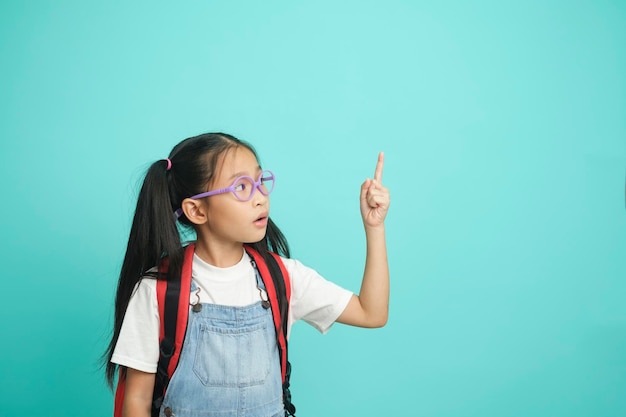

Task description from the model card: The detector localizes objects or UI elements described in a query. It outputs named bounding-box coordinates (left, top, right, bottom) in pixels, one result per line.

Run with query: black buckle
left=160, top=338, right=175, bottom=358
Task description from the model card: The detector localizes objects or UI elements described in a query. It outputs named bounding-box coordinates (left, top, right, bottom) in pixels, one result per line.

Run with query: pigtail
left=104, top=159, right=184, bottom=388
left=250, top=218, right=290, bottom=342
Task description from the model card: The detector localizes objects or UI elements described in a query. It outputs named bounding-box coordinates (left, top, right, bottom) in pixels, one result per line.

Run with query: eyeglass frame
left=175, top=170, right=275, bottom=219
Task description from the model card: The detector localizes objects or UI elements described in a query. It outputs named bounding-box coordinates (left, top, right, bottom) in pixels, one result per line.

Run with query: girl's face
left=199, top=146, right=270, bottom=248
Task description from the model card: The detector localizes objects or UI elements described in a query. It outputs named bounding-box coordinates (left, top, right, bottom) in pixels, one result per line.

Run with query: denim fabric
left=160, top=280, right=284, bottom=417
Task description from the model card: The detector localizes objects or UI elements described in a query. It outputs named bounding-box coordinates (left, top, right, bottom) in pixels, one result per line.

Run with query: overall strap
left=152, top=244, right=195, bottom=416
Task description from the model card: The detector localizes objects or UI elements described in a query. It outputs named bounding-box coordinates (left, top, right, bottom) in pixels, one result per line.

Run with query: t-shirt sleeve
left=284, top=258, right=353, bottom=335
left=110, top=278, right=160, bottom=373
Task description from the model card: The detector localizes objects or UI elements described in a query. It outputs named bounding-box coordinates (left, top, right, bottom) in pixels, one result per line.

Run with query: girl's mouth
left=254, top=216, right=268, bottom=227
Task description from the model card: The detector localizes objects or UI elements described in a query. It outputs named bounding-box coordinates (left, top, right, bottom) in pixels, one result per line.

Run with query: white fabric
left=111, top=250, right=353, bottom=373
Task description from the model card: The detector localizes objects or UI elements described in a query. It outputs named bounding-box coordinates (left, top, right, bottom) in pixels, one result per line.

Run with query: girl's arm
left=337, top=152, right=390, bottom=328
left=122, top=368, right=155, bottom=417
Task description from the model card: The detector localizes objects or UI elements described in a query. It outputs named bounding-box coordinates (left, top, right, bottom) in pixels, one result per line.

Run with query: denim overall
left=159, top=276, right=284, bottom=417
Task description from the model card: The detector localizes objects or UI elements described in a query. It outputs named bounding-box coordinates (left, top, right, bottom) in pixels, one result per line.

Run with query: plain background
left=1, top=1, right=625, bottom=416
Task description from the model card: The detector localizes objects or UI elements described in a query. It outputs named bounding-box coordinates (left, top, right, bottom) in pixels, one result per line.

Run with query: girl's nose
left=252, top=186, right=269, bottom=205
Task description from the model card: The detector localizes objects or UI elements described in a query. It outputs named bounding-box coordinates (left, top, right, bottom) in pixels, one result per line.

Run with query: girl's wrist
left=364, top=224, right=386, bottom=235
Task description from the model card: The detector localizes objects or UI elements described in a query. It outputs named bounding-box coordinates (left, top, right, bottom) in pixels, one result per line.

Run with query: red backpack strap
left=152, top=243, right=195, bottom=415
left=270, top=252, right=291, bottom=304
left=113, top=245, right=195, bottom=417
left=113, top=368, right=125, bottom=417
left=244, top=245, right=296, bottom=416
left=244, top=246, right=289, bottom=379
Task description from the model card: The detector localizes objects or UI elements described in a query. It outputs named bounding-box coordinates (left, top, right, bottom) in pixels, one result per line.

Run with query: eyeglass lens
left=232, top=172, right=275, bottom=200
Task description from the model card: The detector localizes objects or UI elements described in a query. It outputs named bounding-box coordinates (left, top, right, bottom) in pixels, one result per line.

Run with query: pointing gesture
left=360, top=152, right=390, bottom=229
left=338, top=152, right=390, bottom=328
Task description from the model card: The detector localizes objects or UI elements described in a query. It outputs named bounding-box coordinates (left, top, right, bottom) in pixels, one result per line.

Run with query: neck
left=193, top=237, right=244, bottom=267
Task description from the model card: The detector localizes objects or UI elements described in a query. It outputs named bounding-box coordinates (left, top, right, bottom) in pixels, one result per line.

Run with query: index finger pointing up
left=374, top=152, right=384, bottom=182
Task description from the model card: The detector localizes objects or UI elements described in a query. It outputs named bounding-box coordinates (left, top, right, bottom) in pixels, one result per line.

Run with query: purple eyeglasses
left=175, top=170, right=275, bottom=218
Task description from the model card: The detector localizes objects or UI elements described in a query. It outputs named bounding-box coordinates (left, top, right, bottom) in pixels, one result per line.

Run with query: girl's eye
left=235, top=183, right=247, bottom=192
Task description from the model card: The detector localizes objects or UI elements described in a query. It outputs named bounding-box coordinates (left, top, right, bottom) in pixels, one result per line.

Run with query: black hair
left=103, top=132, right=290, bottom=388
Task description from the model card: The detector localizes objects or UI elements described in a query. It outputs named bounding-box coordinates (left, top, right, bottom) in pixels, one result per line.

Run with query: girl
left=104, top=132, right=390, bottom=417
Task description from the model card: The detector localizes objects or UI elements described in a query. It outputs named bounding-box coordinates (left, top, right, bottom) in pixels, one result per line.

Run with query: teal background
left=1, top=1, right=624, bottom=416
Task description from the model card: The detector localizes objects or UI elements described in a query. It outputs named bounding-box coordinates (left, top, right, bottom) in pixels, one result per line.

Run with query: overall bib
left=159, top=278, right=284, bottom=417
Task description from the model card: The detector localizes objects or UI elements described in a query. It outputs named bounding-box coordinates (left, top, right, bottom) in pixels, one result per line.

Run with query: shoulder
left=277, top=256, right=317, bottom=281
left=126, top=272, right=159, bottom=317
left=134, top=271, right=158, bottom=295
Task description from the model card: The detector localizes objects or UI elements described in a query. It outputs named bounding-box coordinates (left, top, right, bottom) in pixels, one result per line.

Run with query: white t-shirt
left=112, top=250, right=353, bottom=373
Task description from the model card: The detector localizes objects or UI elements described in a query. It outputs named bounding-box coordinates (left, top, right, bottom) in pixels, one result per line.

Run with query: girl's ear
left=181, top=198, right=209, bottom=225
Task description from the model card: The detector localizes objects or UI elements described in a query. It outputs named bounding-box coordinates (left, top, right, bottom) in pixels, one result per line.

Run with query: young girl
left=104, top=132, right=390, bottom=417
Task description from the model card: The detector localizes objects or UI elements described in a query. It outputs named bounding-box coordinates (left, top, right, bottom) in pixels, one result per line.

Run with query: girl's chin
left=244, top=230, right=267, bottom=245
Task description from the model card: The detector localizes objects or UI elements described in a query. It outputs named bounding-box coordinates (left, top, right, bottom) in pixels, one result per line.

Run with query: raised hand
left=338, top=152, right=391, bottom=328
left=360, top=152, right=390, bottom=229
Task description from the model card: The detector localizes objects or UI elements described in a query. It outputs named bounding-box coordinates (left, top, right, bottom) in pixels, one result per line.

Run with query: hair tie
left=165, top=158, right=172, bottom=171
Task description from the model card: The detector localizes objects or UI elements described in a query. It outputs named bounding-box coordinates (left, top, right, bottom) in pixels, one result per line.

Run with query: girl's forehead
left=215, top=146, right=260, bottom=178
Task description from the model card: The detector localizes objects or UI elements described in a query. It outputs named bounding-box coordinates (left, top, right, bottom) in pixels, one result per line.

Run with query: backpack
left=113, top=243, right=296, bottom=417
